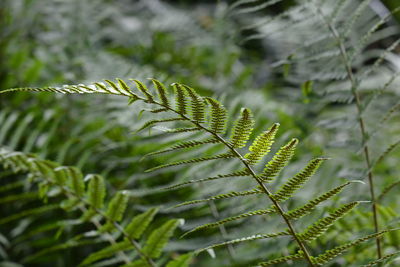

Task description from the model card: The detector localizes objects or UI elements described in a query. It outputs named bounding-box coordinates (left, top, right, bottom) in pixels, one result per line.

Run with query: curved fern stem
left=137, top=96, right=316, bottom=266
left=312, top=1, right=382, bottom=260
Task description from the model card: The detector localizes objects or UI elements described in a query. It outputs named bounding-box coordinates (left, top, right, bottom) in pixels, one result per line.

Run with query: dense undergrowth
left=1, top=0, right=400, bottom=266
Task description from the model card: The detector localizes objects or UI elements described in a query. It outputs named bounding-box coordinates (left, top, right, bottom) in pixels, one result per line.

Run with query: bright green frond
left=196, top=231, right=289, bottom=253
left=105, top=191, right=129, bottom=222
left=205, top=97, right=228, bottom=134
left=182, top=208, right=275, bottom=237
left=172, top=83, right=188, bottom=115
left=230, top=108, right=255, bottom=148
left=145, top=153, right=234, bottom=172
left=259, top=138, right=298, bottom=182
left=273, top=158, right=328, bottom=202
left=149, top=78, right=170, bottom=107
left=286, top=181, right=354, bottom=220
left=143, top=219, right=180, bottom=259
left=166, top=253, right=194, bottom=267
left=244, top=123, right=279, bottom=165
left=174, top=188, right=262, bottom=208
left=180, top=84, right=205, bottom=123
left=125, top=207, right=159, bottom=239
left=86, top=174, right=106, bottom=210
left=313, top=230, right=394, bottom=265
left=163, top=169, right=250, bottom=190
left=131, top=79, right=154, bottom=102
left=298, top=202, right=360, bottom=242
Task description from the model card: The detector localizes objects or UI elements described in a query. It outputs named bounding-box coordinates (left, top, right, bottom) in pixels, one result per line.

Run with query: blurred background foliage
left=1, top=0, right=400, bottom=266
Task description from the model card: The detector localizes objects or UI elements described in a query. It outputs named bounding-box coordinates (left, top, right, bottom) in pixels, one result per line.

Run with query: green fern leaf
left=244, top=123, right=279, bottom=165
left=125, top=207, right=159, bottom=239
left=149, top=78, right=170, bottom=107
left=66, top=167, right=85, bottom=197
left=80, top=240, right=131, bottom=266
left=86, top=174, right=106, bottom=210
left=299, top=202, right=360, bottom=242
left=172, top=83, right=188, bottom=115
left=230, top=108, right=255, bottom=148
left=205, top=97, right=228, bottom=134
left=143, top=138, right=218, bottom=158
left=196, top=231, right=289, bottom=253
left=136, top=117, right=185, bottom=133
left=143, top=219, right=180, bottom=259
left=257, top=254, right=304, bottom=266
left=182, top=208, right=275, bottom=237
left=259, top=138, right=298, bottom=182
left=273, top=158, right=328, bottom=202
left=106, top=191, right=129, bottom=221
left=174, top=188, right=262, bottom=208
left=104, top=79, right=125, bottom=95
left=180, top=84, right=205, bottom=123
left=313, top=230, right=394, bottom=265
left=117, top=78, right=139, bottom=99
left=166, top=253, right=193, bottom=267
left=131, top=79, right=154, bottom=102
left=378, top=180, right=400, bottom=201
left=163, top=169, right=250, bottom=190
left=286, top=181, right=355, bottom=220
left=145, top=153, right=234, bottom=172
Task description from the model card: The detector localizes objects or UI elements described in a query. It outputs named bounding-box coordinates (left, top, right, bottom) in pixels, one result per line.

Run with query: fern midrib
left=313, top=1, right=382, bottom=259
left=144, top=97, right=316, bottom=267
left=46, top=179, right=156, bottom=266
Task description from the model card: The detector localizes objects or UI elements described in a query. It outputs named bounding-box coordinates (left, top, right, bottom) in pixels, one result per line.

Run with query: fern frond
left=205, top=97, right=228, bottom=134
left=298, top=202, right=360, bottom=242
left=313, top=230, right=395, bottom=265
left=149, top=78, right=170, bottom=107
left=143, top=138, right=218, bottom=158
left=361, top=251, right=400, bottom=267
left=166, top=253, right=193, bottom=267
left=86, top=174, right=106, bottom=210
left=67, top=167, right=85, bottom=197
left=163, top=169, right=250, bottom=190
left=257, top=253, right=304, bottom=266
left=80, top=240, right=131, bottom=266
left=180, top=84, right=205, bottom=123
left=143, top=219, right=180, bottom=259
left=145, top=153, right=234, bottom=172
left=131, top=79, right=154, bottom=102
left=136, top=117, right=185, bottom=133
left=378, top=180, right=400, bottom=202
left=106, top=191, right=129, bottom=222
left=244, top=123, right=279, bottom=165
left=196, top=231, right=289, bottom=253
left=230, top=108, right=255, bottom=148
left=259, top=138, right=298, bottom=182
left=174, top=188, right=262, bottom=208
left=273, top=158, right=328, bottom=202
left=182, top=208, right=275, bottom=237
left=286, top=181, right=355, bottom=220
left=172, top=83, right=188, bottom=115
left=125, top=208, right=159, bottom=239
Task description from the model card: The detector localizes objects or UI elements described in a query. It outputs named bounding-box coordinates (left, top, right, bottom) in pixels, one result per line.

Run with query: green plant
left=0, top=147, right=190, bottom=266
left=2, top=79, right=398, bottom=266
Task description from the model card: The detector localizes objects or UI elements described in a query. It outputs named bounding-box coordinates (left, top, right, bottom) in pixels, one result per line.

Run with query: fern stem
left=312, top=2, right=382, bottom=260
left=146, top=98, right=316, bottom=267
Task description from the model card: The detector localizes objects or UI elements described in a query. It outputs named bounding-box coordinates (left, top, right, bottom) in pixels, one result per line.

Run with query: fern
left=1, top=78, right=385, bottom=266
left=0, top=148, right=183, bottom=266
